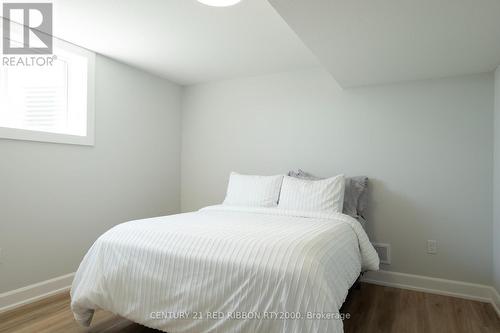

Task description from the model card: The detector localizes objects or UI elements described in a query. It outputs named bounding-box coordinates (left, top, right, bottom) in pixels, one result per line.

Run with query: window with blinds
left=1, top=59, right=68, bottom=134
left=0, top=38, right=95, bottom=145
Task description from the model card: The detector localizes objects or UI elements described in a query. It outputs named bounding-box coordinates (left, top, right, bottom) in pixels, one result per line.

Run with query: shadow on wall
left=364, top=178, right=425, bottom=272
left=363, top=175, right=492, bottom=284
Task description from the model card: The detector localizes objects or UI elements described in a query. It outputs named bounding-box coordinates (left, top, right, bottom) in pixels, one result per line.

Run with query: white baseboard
left=0, top=270, right=498, bottom=318
left=362, top=270, right=500, bottom=317
left=0, top=273, right=75, bottom=314
left=492, top=287, right=500, bottom=317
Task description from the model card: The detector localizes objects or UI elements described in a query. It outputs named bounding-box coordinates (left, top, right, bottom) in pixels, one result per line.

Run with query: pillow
left=278, top=174, right=345, bottom=213
left=288, top=169, right=368, bottom=219
left=223, top=172, right=283, bottom=207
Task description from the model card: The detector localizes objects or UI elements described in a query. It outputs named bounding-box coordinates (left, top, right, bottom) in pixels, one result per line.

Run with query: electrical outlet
left=427, top=240, right=437, bottom=254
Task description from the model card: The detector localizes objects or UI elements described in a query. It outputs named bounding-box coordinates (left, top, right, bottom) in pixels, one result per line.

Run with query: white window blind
left=0, top=21, right=95, bottom=145
left=1, top=59, right=68, bottom=134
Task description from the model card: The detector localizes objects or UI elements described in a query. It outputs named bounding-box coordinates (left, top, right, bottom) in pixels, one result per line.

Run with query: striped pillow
left=223, top=172, right=284, bottom=207
left=278, top=175, right=345, bottom=213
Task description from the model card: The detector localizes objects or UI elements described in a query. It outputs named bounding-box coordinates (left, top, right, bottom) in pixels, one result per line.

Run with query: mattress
left=71, top=205, right=379, bottom=333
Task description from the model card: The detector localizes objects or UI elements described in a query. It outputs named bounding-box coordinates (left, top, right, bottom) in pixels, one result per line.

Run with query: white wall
left=181, top=68, right=494, bottom=285
left=494, top=66, right=500, bottom=292
left=0, top=55, right=182, bottom=293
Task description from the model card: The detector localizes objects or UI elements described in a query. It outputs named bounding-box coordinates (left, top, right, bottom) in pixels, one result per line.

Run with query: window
left=0, top=25, right=95, bottom=145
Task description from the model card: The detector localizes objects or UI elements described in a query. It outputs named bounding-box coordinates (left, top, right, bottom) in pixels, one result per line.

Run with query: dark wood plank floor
left=0, top=283, right=498, bottom=333
left=342, top=284, right=499, bottom=333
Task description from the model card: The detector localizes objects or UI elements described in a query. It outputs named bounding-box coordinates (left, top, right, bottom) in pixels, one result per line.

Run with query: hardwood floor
left=342, top=284, right=500, bottom=333
left=0, top=283, right=498, bottom=333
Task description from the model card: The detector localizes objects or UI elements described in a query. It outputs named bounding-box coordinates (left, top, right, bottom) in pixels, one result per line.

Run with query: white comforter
left=71, top=205, right=379, bottom=333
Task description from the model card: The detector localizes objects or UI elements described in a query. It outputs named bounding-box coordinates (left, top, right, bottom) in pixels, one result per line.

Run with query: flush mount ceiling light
left=197, top=0, right=242, bottom=7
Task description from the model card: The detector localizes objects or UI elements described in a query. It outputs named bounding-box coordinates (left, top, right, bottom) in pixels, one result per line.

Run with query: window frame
left=0, top=37, right=96, bottom=146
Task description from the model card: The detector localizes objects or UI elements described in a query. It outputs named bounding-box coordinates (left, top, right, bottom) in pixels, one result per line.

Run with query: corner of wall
left=179, top=85, right=188, bottom=213
left=494, top=66, right=500, bottom=293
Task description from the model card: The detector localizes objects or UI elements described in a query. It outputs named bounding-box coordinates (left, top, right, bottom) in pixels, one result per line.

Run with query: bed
left=70, top=204, right=379, bottom=333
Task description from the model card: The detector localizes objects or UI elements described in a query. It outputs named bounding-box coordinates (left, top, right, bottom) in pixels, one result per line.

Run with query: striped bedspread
left=71, top=205, right=379, bottom=333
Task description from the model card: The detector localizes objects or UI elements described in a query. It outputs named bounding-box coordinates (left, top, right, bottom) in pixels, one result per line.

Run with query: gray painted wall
left=0, top=55, right=182, bottom=293
left=181, top=68, right=494, bottom=285
left=494, top=66, right=500, bottom=292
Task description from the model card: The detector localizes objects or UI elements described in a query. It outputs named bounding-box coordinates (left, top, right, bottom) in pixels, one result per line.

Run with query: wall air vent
left=372, top=243, right=391, bottom=265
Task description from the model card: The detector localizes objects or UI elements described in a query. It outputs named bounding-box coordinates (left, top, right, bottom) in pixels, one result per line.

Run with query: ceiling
left=269, top=0, right=500, bottom=87
left=51, top=0, right=319, bottom=85
left=5, top=1, right=500, bottom=87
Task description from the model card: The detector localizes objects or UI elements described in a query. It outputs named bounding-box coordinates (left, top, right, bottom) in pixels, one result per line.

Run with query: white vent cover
left=372, top=243, right=391, bottom=265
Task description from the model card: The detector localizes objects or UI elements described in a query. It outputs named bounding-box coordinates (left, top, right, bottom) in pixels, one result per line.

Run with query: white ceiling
left=7, top=1, right=500, bottom=87
left=269, top=0, right=500, bottom=87
left=51, top=0, right=319, bottom=85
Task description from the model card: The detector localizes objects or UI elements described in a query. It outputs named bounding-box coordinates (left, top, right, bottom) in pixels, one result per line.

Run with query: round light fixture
left=197, top=0, right=242, bottom=7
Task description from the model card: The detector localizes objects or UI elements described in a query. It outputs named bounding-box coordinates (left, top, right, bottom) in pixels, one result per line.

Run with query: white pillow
left=223, top=172, right=284, bottom=207
left=278, top=174, right=345, bottom=213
